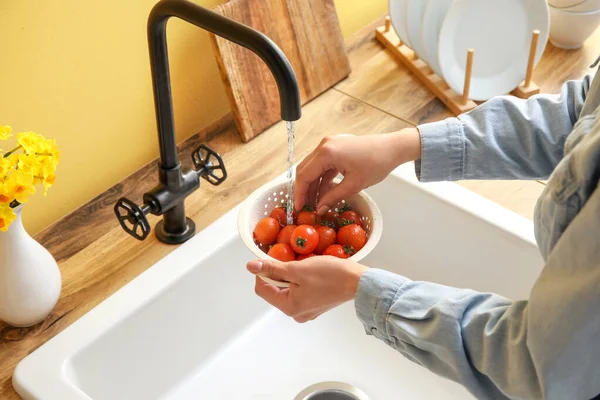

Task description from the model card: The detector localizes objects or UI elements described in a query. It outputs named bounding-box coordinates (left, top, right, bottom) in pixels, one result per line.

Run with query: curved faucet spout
left=148, top=0, right=302, bottom=169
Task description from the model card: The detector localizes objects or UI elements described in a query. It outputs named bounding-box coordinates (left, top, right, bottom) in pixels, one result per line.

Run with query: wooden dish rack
left=375, top=16, right=541, bottom=115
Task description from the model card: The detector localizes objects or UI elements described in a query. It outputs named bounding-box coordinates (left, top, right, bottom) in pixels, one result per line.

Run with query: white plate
left=405, top=0, right=429, bottom=59
left=421, top=0, right=454, bottom=77
left=439, top=0, right=549, bottom=101
left=389, top=0, right=412, bottom=48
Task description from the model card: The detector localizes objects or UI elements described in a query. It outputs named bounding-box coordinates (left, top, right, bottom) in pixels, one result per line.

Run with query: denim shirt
left=355, top=71, right=600, bottom=400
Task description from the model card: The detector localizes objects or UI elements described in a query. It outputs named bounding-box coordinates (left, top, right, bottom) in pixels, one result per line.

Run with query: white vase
left=0, top=206, right=61, bottom=327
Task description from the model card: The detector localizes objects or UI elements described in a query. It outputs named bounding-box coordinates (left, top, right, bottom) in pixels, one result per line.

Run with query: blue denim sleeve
left=415, top=76, right=593, bottom=181
left=355, top=269, right=535, bottom=399
left=356, top=186, right=600, bottom=400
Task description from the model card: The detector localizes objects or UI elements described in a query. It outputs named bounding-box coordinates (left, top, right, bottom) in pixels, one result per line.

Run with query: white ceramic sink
left=13, top=164, right=544, bottom=399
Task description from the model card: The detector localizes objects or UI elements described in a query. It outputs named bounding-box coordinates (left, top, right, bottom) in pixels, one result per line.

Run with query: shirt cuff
left=354, top=268, right=408, bottom=343
left=415, top=118, right=465, bottom=182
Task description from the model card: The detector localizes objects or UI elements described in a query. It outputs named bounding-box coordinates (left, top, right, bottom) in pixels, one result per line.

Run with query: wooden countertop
left=1, top=17, right=598, bottom=399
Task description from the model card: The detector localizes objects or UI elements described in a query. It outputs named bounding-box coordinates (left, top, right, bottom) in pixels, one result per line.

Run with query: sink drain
left=294, top=382, right=371, bottom=400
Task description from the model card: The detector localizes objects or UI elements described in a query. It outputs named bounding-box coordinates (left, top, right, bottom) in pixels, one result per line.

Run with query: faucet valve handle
left=114, top=197, right=152, bottom=241
left=192, top=144, right=227, bottom=186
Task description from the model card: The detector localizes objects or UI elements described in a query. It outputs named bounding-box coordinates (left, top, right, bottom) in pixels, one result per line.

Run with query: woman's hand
left=246, top=257, right=368, bottom=323
left=294, top=128, right=421, bottom=214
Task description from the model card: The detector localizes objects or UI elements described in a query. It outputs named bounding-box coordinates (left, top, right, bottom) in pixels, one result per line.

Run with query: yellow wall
left=0, top=0, right=387, bottom=235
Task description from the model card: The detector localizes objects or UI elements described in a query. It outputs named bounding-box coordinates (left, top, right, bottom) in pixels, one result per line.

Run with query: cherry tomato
left=323, top=244, right=355, bottom=259
left=314, top=225, right=337, bottom=254
left=296, top=210, right=318, bottom=226
left=290, top=225, right=319, bottom=255
left=277, top=224, right=297, bottom=244
left=340, top=210, right=361, bottom=226
left=318, top=210, right=341, bottom=230
left=254, top=236, right=270, bottom=255
left=271, top=204, right=295, bottom=226
left=270, top=207, right=287, bottom=226
left=337, top=224, right=367, bottom=252
left=254, top=217, right=280, bottom=245
left=268, top=243, right=296, bottom=262
left=297, top=253, right=316, bottom=261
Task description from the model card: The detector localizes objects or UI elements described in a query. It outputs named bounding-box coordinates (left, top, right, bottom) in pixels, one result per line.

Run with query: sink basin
left=13, top=164, right=544, bottom=399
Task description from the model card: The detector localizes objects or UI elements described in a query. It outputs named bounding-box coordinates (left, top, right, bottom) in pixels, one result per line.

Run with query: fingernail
left=247, top=261, right=263, bottom=274
left=317, top=205, right=329, bottom=215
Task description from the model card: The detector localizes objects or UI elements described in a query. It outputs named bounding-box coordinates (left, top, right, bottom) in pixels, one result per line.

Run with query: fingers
left=294, top=149, right=332, bottom=211
left=254, top=277, right=291, bottom=312
left=316, top=169, right=339, bottom=211
left=247, top=259, right=296, bottom=282
left=316, top=178, right=360, bottom=215
left=294, top=152, right=317, bottom=211
left=305, top=178, right=320, bottom=209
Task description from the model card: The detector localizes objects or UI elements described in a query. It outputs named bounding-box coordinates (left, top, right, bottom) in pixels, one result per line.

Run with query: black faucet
left=114, top=0, right=301, bottom=244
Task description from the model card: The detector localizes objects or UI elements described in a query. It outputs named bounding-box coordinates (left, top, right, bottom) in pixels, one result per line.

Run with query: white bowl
left=549, top=0, right=587, bottom=8
left=559, top=0, right=600, bottom=11
left=549, top=6, right=600, bottom=49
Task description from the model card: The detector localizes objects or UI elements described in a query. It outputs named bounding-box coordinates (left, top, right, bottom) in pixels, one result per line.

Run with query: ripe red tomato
left=296, top=210, right=318, bottom=226
left=314, top=225, right=337, bottom=254
left=254, top=217, right=280, bottom=245
left=337, top=224, right=367, bottom=252
left=318, top=210, right=340, bottom=230
left=268, top=243, right=296, bottom=262
left=253, top=235, right=270, bottom=254
left=340, top=210, right=361, bottom=226
left=271, top=204, right=296, bottom=226
left=323, top=244, right=355, bottom=259
left=256, top=242, right=270, bottom=255
left=290, top=225, right=319, bottom=254
left=297, top=253, right=316, bottom=261
left=277, top=224, right=297, bottom=244
left=270, top=207, right=287, bottom=226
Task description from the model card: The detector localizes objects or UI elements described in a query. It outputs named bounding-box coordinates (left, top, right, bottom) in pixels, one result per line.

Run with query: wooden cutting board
left=209, top=0, right=351, bottom=142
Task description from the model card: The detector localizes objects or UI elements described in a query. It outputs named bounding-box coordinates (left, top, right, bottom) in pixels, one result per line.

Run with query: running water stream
left=285, top=121, right=295, bottom=225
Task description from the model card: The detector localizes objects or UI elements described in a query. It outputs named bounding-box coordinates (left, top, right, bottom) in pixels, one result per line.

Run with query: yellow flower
left=35, top=156, right=57, bottom=195
left=0, top=204, right=16, bottom=232
left=16, top=154, right=41, bottom=176
left=0, top=125, right=12, bottom=140
left=0, top=157, right=13, bottom=180
left=42, top=138, right=60, bottom=163
left=0, top=129, right=59, bottom=200
left=4, top=170, right=36, bottom=204
left=16, top=131, right=60, bottom=166
left=0, top=182, right=11, bottom=204
left=17, top=131, right=46, bottom=155
left=42, top=174, right=56, bottom=195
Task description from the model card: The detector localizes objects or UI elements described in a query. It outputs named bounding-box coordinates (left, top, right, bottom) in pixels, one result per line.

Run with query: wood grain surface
left=375, top=22, right=478, bottom=115
left=338, top=19, right=600, bottom=127
left=2, top=17, right=595, bottom=398
left=210, top=0, right=351, bottom=142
